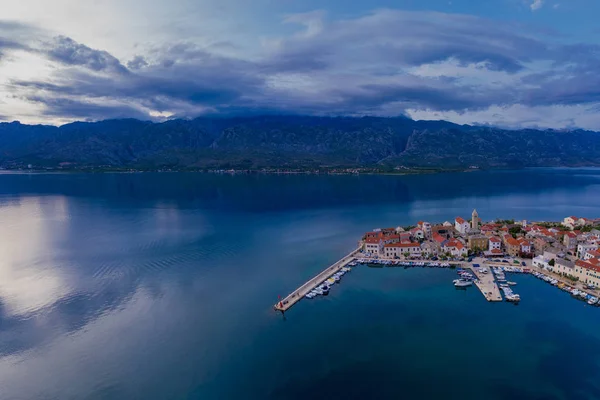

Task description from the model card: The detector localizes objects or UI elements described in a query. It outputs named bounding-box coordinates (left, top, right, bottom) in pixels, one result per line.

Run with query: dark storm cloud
left=127, top=55, right=148, bottom=70
left=43, top=36, right=129, bottom=74
left=27, top=96, right=153, bottom=121
left=5, top=10, right=600, bottom=122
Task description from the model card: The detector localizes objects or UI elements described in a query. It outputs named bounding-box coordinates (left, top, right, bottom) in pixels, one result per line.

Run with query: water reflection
left=0, top=196, right=72, bottom=317
left=0, top=171, right=600, bottom=399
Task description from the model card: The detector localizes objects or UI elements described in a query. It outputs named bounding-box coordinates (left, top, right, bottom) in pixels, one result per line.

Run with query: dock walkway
left=469, top=266, right=502, bottom=302
left=274, top=247, right=361, bottom=312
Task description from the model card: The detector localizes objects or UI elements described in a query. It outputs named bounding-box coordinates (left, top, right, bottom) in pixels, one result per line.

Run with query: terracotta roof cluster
left=504, top=235, right=520, bottom=247
left=576, top=259, right=600, bottom=273
left=587, top=250, right=600, bottom=259
left=444, top=239, right=464, bottom=250
left=433, top=233, right=446, bottom=243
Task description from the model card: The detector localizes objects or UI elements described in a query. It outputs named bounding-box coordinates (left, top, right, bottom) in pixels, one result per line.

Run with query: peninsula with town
left=275, top=211, right=600, bottom=311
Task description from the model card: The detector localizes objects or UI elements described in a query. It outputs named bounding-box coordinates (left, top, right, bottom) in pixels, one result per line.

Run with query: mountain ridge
left=0, top=116, right=598, bottom=170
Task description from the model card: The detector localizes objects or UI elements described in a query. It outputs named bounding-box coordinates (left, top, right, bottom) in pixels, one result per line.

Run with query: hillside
left=0, top=116, right=598, bottom=170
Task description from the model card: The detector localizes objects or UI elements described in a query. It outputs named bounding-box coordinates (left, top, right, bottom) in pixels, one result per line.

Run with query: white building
left=443, top=239, right=468, bottom=257
left=418, top=221, right=432, bottom=238
left=364, top=237, right=383, bottom=255
left=532, top=255, right=550, bottom=270
left=383, top=242, right=421, bottom=258
left=577, top=243, right=598, bottom=259
left=455, top=217, right=470, bottom=234
left=563, top=216, right=578, bottom=228
left=489, top=236, right=502, bottom=251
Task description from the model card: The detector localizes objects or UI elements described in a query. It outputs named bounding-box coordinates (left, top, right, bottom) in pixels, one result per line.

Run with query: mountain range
left=1, top=116, right=599, bottom=170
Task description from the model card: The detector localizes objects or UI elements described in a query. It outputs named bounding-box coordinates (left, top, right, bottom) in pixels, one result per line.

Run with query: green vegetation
left=509, top=226, right=523, bottom=238
left=549, top=259, right=556, bottom=266
left=3, top=116, right=600, bottom=170
left=496, top=219, right=515, bottom=225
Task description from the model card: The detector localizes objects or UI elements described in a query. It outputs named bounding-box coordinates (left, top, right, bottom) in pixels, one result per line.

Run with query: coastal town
left=275, top=210, right=600, bottom=311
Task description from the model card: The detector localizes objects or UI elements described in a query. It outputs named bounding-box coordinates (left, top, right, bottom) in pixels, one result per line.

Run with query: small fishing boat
left=507, top=281, right=517, bottom=286
left=588, top=297, right=598, bottom=305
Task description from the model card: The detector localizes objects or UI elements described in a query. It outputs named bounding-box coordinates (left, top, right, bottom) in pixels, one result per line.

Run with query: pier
left=274, top=247, right=361, bottom=312
left=470, top=266, right=502, bottom=302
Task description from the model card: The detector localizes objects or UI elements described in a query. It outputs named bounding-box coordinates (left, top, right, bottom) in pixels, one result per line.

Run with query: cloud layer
left=2, top=9, right=600, bottom=129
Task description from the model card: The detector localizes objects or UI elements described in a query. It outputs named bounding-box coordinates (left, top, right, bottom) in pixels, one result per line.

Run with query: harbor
left=274, top=247, right=361, bottom=312
left=470, top=265, right=502, bottom=301
left=275, top=212, right=600, bottom=312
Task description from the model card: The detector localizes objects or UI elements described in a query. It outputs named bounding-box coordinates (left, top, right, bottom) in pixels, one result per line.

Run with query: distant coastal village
left=362, top=210, right=600, bottom=288
left=275, top=211, right=600, bottom=311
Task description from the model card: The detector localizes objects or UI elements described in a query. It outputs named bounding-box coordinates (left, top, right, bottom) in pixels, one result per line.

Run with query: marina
left=275, top=252, right=600, bottom=312
left=274, top=247, right=361, bottom=311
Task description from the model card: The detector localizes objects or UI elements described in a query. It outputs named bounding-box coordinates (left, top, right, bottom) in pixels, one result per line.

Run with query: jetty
left=470, top=266, right=502, bottom=301
left=274, top=247, right=361, bottom=312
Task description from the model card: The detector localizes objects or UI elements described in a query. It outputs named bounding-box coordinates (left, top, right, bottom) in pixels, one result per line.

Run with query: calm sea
left=1, top=169, right=600, bottom=400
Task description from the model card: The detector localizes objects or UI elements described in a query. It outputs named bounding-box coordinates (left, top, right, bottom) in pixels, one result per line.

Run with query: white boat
left=506, top=294, right=521, bottom=302
left=453, top=279, right=473, bottom=287
left=572, top=289, right=580, bottom=296
left=587, top=297, right=598, bottom=305
left=507, top=281, right=517, bottom=286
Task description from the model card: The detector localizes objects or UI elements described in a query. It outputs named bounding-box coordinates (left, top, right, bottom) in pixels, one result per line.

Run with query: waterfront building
left=383, top=242, right=421, bottom=258
left=364, top=237, right=383, bottom=255
left=575, top=259, right=600, bottom=287
left=504, top=235, right=521, bottom=257
left=468, top=234, right=488, bottom=251
left=533, top=255, right=550, bottom=269
left=471, top=209, right=480, bottom=230
left=455, top=217, right=470, bottom=234
left=443, top=238, right=468, bottom=257
left=488, top=236, right=502, bottom=251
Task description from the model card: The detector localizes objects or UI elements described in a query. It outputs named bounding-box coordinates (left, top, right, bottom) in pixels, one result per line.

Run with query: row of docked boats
left=531, top=271, right=599, bottom=305
left=493, top=267, right=521, bottom=302
left=305, top=267, right=352, bottom=299
left=356, top=258, right=454, bottom=268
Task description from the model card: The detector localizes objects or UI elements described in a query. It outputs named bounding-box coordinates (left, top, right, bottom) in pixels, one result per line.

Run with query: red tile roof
left=505, top=237, right=520, bottom=247
left=587, top=250, right=600, bottom=259
left=576, top=259, right=600, bottom=273
left=365, top=237, right=381, bottom=244
left=455, top=217, right=466, bottom=224
left=433, top=233, right=446, bottom=243
left=489, top=237, right=501, bottom=242
left=444, top=239, right=464, bottom=250
left=385, top=242, right=420, bottom=248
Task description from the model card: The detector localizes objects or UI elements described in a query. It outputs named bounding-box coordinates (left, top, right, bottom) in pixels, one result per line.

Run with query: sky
left=1, top=0, right=600, bottom=129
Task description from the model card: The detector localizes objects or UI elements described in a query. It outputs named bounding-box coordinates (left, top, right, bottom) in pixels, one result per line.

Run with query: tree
left=403, top=252, right=410, bottom=258
left=509, top=226, right=523, bottom=238
left=548, top=259, right=555, bottom=266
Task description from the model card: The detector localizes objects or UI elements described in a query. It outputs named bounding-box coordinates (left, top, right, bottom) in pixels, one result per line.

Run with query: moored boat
left=453, top=279, right=473, bottom=287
